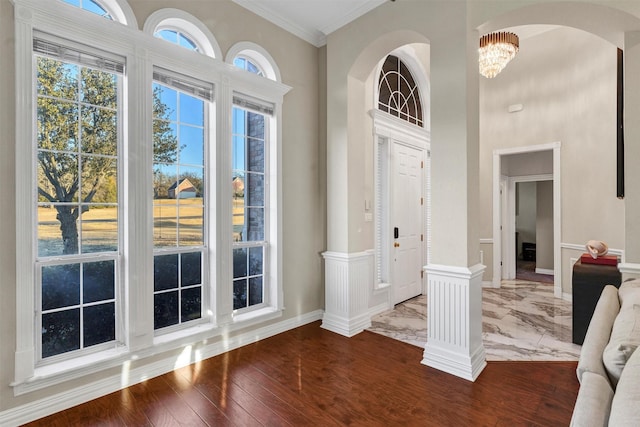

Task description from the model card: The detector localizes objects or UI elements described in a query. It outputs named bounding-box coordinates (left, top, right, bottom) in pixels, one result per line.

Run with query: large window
left=232, top=104, right=268, bottom=311
left=34, top=37, right=123, bottom=361
left=13, top=0, right=287, bottom=393
left=152, top=69, right=211, bottom=331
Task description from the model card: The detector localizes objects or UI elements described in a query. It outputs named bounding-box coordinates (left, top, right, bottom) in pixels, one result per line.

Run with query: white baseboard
left=0, top=310, right=324, bottom=427
left=535, top=268, right=554, bottom=276
left=562, top=292, right=572, bottom=302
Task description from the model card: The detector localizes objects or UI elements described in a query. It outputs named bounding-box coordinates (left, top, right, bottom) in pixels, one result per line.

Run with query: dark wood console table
left=572, top=259, right=621, bottom=345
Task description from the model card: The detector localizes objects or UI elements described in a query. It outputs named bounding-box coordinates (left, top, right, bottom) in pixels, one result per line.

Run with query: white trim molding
left=422, top=263, right=487, bottom=382
left=618, top=263, right=640, bottom=276
left=322, top=251, right=374, bottom=337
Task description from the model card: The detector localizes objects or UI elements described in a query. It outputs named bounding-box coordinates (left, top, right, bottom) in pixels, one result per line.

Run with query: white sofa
left=570, top=280, right=640, bottom=426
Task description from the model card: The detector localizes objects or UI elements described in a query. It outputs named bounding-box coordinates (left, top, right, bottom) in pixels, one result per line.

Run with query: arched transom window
left=154, top=28, right=200, bottom=53
left=378, top=55, right=423, bottom=127
left=234, top=56, right=265, bottom=77
left=62, top=0, right=113, bottom=19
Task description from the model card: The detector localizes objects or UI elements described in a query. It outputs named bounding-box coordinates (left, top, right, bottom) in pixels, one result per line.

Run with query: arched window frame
left=375, top=50, right=429, bottom=130
left=226, top=41, right=282, bottom=82
left=59, top=0, right=137, bottom=27
left=143, top=9, right=222, bottom=59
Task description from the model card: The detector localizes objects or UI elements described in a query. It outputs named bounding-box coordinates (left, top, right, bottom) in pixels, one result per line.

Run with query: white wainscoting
left=322, top=251, right=374, bottom=337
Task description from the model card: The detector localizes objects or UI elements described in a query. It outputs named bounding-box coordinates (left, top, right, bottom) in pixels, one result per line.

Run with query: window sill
left=12, top=346, right=130, bottom=396
left=231, top=306, right=283, bottom=329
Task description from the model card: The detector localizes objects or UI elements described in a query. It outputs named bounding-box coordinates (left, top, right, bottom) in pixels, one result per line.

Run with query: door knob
left=394, top=242, right=400, bottom=248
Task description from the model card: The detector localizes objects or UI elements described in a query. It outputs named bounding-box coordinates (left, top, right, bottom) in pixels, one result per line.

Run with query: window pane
left=181, top=252, right=201, bottom=286
left=155, top=29, right=178, bottom=44
left=154, top=291, right=178, bottom=329
left=246, top=173, right=264, bottom=207
left=249, top=246, right=263, bottom=276
left=247, top=112, right=264, bottom=139
left=37, top=152, right=79, bottom=201
left=178, top=34, right=198, bottom=51
left=154, top=254, right=178, bottom=291
left=81, top=156, right=117, bottom=200
left=154, top=199, right=178, bottom=247
left=179, top=125, right=204, bottom=165
left=83, top=302, right=115, bottom=347
left=232, top=135, right=246, bottom=171
left=233, top=248, right=247, bottom=279
left=37, top=99, right=78, bottom=152
left=153, top=83, right=177, bottom=122
left=38, top=206, right=71, bottom=257
left=81, top=68, right=117, bottom=107
left=42, top=309, right=80, bottom=358
left=247, top=207, right=264, bottom=241
left=178, top=202, right=203, bottom=246
left=154, top=164, right=178, bottom=200
left=181, top=287, right=201, bottom=322
left=81, top=106, right=118, bottom=155
left=81, top=205, right=118, bottom=253
left=84, top=0, right=112, bottom=19
left=233, top=279, right=247, bottom=310
left=249, top=277, right=263, bottom=306
left=179, top=93, right=204, bottom=126
left=42, top=263, right=80, bottom=310
left=37, top=57, right=79, bottom=100
left=247, top=137, right=264, bottom=173
left=83, top=260, right=115, bottom=303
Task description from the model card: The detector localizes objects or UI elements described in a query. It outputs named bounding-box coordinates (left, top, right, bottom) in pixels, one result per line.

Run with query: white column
left=321, top=251, right=373, bottom=337
left=422, top=264, right=486, bottom=381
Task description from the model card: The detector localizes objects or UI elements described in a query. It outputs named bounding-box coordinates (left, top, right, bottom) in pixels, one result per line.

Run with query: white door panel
left=392, top=142, right=423, bottom=304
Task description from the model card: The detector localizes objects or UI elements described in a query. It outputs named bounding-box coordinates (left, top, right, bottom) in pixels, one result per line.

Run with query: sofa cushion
left=619, top=278, right=640, bottom=305
left=609, top=345, right=640, bottom=425
left=577, top=285, right=620, bottom=384
left=602, top=295, right=640, bottom=388
left=569, top=371, right=614, bottom=427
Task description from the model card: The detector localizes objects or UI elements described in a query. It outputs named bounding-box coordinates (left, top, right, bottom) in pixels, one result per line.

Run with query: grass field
left=37, top=197, right=244, bottom=255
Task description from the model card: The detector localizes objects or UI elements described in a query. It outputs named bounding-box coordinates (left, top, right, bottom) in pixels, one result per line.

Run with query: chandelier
left=478, top=32, right=519, bottom=78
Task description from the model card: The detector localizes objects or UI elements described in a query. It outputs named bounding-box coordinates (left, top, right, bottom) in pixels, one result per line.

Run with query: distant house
left=168, top=178, right=197, bottom=199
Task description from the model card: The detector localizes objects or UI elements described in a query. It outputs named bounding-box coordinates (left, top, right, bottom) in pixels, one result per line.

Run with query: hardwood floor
left=25, top=321, right=579, bottom=426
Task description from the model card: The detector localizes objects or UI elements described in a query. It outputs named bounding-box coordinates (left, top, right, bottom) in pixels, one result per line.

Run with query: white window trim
left=12, top=0, right=290, bottom=395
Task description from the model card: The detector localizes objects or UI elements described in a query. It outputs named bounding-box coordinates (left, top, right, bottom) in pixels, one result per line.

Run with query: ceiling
left=232, top=0, right=388, bottom=47
left=231, top=1, right=558, bottom=48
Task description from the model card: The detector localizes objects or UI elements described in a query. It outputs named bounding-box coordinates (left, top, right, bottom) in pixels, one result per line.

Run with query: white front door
left=391, top=142, right=423, bottom=304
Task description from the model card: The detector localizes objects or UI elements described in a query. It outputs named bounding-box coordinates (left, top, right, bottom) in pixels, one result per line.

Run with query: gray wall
left=479, top=27, right=625, bottom=292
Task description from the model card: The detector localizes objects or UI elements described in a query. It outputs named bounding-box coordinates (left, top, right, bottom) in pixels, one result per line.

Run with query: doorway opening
left=493, top=142, right=562, bottom=298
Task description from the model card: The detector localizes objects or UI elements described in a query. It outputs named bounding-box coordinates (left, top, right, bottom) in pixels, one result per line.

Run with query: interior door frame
left=492, top=142, right=562, bottom=298
left=371, top=110, right=430, bottom=305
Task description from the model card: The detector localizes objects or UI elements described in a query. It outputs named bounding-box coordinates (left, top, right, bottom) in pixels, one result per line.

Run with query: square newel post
left=422, top=263, right=486, bottom=381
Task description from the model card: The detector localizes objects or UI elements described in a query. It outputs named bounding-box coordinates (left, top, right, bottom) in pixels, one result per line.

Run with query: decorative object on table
left=582, top=240, right=618, bottom=266
left=586, top=240, right=609, bottom=258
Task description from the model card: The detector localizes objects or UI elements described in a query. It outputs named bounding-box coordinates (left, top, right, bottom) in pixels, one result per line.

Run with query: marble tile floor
left=368, top=279, right=582, bottom=361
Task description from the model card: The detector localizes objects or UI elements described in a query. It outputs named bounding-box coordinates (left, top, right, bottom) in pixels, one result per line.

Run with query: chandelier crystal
left=479, top=32, right=519, bottom=79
